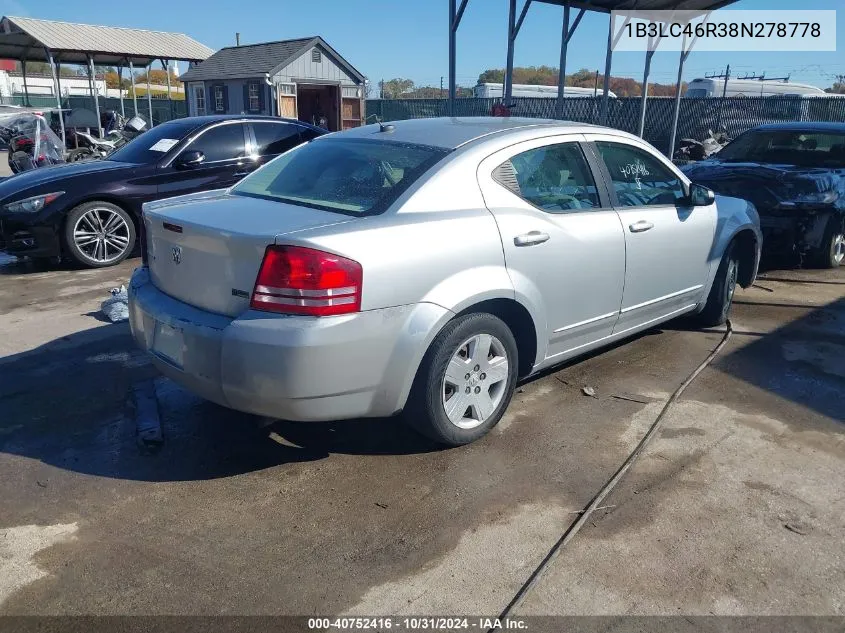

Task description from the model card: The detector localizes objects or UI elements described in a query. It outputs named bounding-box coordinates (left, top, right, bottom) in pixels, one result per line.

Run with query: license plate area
left=152, top=321, right=184, bottom=369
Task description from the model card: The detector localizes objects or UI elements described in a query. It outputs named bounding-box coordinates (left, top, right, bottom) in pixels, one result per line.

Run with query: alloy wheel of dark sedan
left=64, top=201, right=136, bottom=268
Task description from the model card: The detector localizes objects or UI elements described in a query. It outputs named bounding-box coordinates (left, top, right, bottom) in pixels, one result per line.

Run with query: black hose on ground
left=493, top=319, right=734, bottom=626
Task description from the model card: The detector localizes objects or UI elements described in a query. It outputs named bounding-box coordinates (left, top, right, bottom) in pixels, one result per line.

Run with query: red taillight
left=139, top=213, right=149, bottom=266
left=250, top=245, right=362, bottom=316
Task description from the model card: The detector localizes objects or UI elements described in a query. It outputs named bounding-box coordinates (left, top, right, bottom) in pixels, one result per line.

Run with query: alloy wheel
left=441, top=333, right=510, bottom=429
left=73, top=207, right=131, bottom=264
left=726, top=258, right=738, bottom=304
left=833, top=232, right=845, bottom=266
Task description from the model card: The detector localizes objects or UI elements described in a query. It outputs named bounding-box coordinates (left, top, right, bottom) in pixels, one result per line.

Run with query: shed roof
left=179, top=36, right=365, bottom=84
left=0, top=15, right=213, bottom=66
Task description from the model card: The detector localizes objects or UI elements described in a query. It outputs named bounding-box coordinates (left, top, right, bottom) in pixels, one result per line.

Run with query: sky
left=1, top=0, right=843, bottom=90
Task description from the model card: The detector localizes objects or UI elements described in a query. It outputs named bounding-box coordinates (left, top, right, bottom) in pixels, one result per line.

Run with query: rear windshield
left=716, top=130, right=845, bottom=167
left=107, top=120, right=200, bottom=164
left=230, top=138, right=449, bottom=216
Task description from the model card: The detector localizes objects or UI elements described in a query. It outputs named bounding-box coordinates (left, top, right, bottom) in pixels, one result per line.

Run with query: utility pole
left=440, top=76, right=444, bottom=98
left=380, top=79, right=384, bottom=99
left=236, top=32, right=240, bottom=46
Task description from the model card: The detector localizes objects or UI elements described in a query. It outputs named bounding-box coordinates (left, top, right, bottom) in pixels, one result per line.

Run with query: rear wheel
left=697, top=240, right=739, bottom=327
left=813, top=216, right=844, bottom=269
left=403, top=313, right=518, bottom=446
left=64, top=201, right=136, bottom=268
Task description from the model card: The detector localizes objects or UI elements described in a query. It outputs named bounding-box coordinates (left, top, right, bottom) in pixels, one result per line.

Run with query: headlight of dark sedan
left=2, top=191, right=65, bottom=214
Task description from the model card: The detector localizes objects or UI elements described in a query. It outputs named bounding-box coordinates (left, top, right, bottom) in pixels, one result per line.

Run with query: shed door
left=277, top=83, right=297, bottom=118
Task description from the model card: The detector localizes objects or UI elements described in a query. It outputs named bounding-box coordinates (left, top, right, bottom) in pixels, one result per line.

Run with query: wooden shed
left=179, top=36, right=365, bottom=130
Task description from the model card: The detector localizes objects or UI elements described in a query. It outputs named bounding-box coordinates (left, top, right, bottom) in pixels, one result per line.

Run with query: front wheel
left=697, top=240, right=739, bottom=327
left=64, top=201, right=136, bottom=268
left=403, top=313, right=518, bottom=446
left=813, top=216, right=844, bottom=269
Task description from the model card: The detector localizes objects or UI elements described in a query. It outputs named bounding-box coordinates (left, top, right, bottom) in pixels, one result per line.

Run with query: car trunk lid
left=144, top=192, right=355, bottom=317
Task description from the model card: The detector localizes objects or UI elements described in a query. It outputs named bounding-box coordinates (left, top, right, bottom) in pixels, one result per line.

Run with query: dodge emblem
left=171, top=246, right=182, bottom=265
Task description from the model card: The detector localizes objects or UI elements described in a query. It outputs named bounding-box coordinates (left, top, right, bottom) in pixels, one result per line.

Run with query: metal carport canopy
left=448, top=0, right=739, bottom=154
left=0, top=15, right=213, bottom=66
left=0, top=15, right=213, bottom=143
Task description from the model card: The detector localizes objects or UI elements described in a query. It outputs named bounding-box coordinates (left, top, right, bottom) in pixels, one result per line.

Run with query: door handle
left=514, top=231, right=550, bottom=247
left=628, top=220, right=654, bottom=233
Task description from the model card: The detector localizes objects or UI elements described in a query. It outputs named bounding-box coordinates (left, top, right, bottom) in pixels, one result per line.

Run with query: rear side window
left=184, top=123, right=246, bottom=163
left=595, top=141, right=686, bottom=207
left=494, top=142, right=600, bottom=212
left=231, top=138, right=448, bottom=216
left=251, top=122, right=305, bottom=156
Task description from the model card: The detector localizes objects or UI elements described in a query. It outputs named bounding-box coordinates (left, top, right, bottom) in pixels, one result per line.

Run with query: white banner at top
left=610, top=10, right=837, bottom=52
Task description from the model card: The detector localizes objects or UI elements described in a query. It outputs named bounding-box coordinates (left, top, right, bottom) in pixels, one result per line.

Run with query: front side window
left=182, top=123, right=246, bottom=163
left=231, top=138, right=448, bottom=216
left=248, top=83, right=260, bottom=112
left=595, top=141, right=686, bottom=207
left=494, top=142, right=600, bottom=212
left=214, top=86, right=224, bottom=112
left=194, top=86, right=205, bottom=115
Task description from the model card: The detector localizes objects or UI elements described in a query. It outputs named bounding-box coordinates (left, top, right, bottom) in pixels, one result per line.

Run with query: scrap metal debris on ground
left=100, top=285, right=129, bottom=323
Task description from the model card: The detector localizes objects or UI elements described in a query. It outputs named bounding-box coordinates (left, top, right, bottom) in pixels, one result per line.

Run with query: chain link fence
left=2, top=94, right=187, bottom=125
left=365, top=96, right=845, bottom=156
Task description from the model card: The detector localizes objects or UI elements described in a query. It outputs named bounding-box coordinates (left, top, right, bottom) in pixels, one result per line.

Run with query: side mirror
left=175, top=150, right=205, bottom=169
left=689, top=183, right=715, bottom=206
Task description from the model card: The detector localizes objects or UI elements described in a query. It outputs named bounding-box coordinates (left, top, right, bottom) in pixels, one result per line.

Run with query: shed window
left=214, top=86, right=224, bottom=112
left=248, top=82, right=260, bottom=112
left=194, top=86, right=206, bottom=115
left=311, top=49, right=322, bottom=63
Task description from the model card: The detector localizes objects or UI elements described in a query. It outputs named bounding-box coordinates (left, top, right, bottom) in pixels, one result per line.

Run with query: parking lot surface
left=0, top=255, right=843, bottom=615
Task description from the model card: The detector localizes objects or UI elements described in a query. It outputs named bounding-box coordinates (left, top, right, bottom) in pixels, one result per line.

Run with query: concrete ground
left=0, top=253, right=842, bottom=616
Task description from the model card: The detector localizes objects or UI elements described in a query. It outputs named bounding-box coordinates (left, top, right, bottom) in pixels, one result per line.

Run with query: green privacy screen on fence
left=2, top=95, right=188, bottom=126
left=365, top=96, right=845, bottom=155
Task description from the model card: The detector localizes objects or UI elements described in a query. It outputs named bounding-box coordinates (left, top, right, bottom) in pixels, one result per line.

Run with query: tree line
left=10, top=61, right=180, bottom=89
left=375, top=66, right=845, bottom=98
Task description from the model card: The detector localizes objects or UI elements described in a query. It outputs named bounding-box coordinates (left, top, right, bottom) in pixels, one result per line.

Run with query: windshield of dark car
left=230, top=138, right=449, bottom=216
left=107, top=120, right=201, bottom=164
left=716, top=130, right=845, bottom=168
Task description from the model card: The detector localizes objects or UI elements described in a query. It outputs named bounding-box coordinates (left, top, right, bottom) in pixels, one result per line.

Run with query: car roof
left=334, top=117, right=607, bottom=149
left=753, top=121, right=845, bottom=133
left=167, top=114, right=323, bottom=132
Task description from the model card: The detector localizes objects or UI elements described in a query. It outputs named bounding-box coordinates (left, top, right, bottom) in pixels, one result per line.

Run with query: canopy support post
left=448, top=0, right=469, bottom=115
left=504, top=0, right=516, bottom=105
left=45, top=49, right=65, bottom=149
left=146, top=65, right=154, bottom=127
left=163, top=59, right=173, bottom=122
left=129, top=59, right=138, bottom=116
left=118, top=65, right=125, bottom=117
left=638, top=46, right=656, bottom=138
left=556, top=4, right=585, bottom=117
left=87, top=55, right=103, bottom=137
left=21, top=58, right=31, bottom=106
left=599, top=16, right=614, bottom=125
left=668, top=44, right=690, bottom=158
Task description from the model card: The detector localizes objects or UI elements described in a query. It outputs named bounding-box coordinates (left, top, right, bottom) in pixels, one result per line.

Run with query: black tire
left=67, top=148, right=95, bottom=162
left=403, top=313, right=519, bottom=446
left=697, top=240, right=739, bottom=327
left=812, top=215, right=844, bottom=269
left=64, top=201, right=136, bottom=268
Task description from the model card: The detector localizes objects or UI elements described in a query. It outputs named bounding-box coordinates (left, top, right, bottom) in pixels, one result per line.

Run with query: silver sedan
left=128, top=117, right=761, bottom=446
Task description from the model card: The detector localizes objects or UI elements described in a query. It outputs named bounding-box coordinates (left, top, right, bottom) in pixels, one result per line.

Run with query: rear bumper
left=128, top=267, right=451, bottom=422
